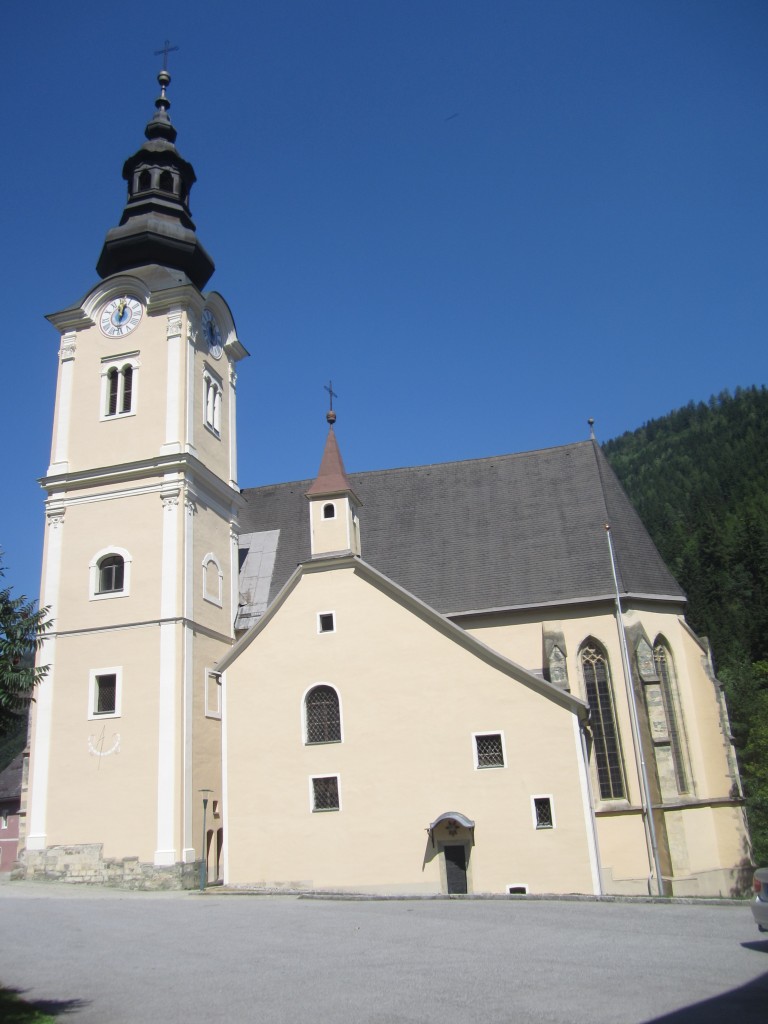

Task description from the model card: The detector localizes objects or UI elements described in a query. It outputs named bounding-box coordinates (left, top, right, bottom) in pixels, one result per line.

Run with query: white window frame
left=1, top=810, right=8, bottom=830
left=205, top=670, right=222, bottom=719
left=203, top=367, right=223, bottom=437
left=202, top=553, right=223, bottom=607
left=531, top=794, right=556, bottom=830
left=89, top=546, right=132, bottom=601
left=100, top=353, right=140, bottom=420
left=317, top=611, right=336, bottom=634
left=301, top=683, right=344, bottom=746
left=88, top=666, right=123, bottom=720
left=472, top=731, right=507, bottom=770
left=309, top=773, right=341, bottom=813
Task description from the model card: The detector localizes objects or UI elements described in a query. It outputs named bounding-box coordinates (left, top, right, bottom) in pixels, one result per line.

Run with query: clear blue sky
left=2, top=0, right=767, bottom=602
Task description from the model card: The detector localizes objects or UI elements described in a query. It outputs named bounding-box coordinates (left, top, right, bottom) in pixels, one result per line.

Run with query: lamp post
left=199, top=788, right=213, bottom=892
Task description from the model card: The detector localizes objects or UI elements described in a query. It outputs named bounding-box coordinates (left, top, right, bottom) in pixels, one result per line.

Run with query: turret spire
left=96, top=61, right=215, bottom=290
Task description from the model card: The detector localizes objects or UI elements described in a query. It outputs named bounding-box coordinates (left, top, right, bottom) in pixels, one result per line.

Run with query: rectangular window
left=474, top=732, right=505, bottom=769
left=88, top=667, right=122, bottom=719
left=95, top=674, right=117, bottom=715
left=318, top=612, right=335, bottom=634
left=1, top=810, right=8, bottom=830
left=311, top=775, right=340, bottom=812
left=508, top=885, right=528, bottom=895
left=532, top=796, right=555, bottom=829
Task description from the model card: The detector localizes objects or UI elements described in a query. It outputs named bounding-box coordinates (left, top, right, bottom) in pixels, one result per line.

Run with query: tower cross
left=154, top=39, right=179, bottom=71
left=324, top=380, right=338, bottom=412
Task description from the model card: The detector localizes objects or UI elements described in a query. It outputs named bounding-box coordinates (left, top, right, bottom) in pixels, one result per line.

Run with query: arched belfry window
left=653, top=639, right=689, bottom=794
left=89, top=546, right=132, bottom=600
left=159, top=169, right=174, bottom=193
left=580, top=641, right=625, bottom=800
left=305, top=685, right=341, bottom=744
left=137, top=169, right=151, bottom=191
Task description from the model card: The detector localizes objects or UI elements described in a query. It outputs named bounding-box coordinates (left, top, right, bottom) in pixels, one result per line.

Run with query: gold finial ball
left=326, top=410, right=337, bottom=425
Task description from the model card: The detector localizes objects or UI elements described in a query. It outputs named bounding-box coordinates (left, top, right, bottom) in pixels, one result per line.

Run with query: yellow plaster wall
left=225, top=566, right=595, bottom=894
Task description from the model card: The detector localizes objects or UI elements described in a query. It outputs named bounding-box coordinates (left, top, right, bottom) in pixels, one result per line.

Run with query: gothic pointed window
left=580, top=642, right=625, bottom=799
left=654, top=640, right=689, bottom=794
left=305, top=685, right=341, bottom=744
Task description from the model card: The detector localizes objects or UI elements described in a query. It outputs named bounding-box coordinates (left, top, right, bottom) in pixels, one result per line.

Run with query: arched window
left=137, top=169, right=151, bottom=191
left=202, top=554, right=223, bottom=606
left=102, top=358, right=139, bottom=418
left=653, top=640, right=689, bottom=794
left=323, top=503, right=336, bottom=520
left=90, top=547, right=132, bottom=600
left=203, top=373, right=222, bottom=436
left=305, top=685, right=341, bottom=744
left=98, top=554, right=124, bottom=593
left=159, top=169, right=174, bottom=193
left=580, top=642, right=625, bottom=799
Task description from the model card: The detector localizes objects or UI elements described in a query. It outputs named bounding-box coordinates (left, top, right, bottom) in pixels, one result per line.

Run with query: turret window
left=137, top=169, right=151, bottom=191
left=159, top=169, right=174, bottom=193
left=323, top=503, right=336, bottom=519
left=101, top=355, right=139, bottom=419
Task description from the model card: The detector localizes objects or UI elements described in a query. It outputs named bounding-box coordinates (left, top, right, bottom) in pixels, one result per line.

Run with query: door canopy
left=427, top=811, right=475, bottom=847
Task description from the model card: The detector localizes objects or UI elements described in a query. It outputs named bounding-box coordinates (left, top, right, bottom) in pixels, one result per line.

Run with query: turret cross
left=324, top=380, right=338, bottom=412
left=154, top=39, right=179, bottom=71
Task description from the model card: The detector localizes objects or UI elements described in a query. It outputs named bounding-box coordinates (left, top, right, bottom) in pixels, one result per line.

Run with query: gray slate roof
left=237, top=440, right=684, bottom=621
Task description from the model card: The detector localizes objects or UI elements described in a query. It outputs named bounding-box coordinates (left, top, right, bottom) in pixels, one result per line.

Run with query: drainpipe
left=605, top=524, right=664, bottom=897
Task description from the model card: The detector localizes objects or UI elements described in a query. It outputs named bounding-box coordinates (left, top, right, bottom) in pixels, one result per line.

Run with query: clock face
left=100, top=296, right=143, bottom=338
left=202, top=309, right=223, bottom=359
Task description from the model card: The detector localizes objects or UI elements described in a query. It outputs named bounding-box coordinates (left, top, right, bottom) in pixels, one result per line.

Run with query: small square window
left=475, top=733, right=505, bottom=769
left=318, top=612, right=335, bottom=634
left=95, top=674, right=117, bottom=715
left=88, top=667, right=122, bottom=719
left=533, top=797, right=554, bottom=829
left=311, top=775, right=340, bottom=812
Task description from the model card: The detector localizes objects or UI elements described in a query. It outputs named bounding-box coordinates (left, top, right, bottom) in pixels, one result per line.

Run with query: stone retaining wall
left=19, top=844, right=198, bottom=890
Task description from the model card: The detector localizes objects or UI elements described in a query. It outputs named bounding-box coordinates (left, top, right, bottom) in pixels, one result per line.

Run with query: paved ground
left=1, top=882, right=767, bottom=1023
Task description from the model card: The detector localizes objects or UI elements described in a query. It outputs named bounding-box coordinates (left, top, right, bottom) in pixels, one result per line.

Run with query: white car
left=752, top=868, right=768, bottom=932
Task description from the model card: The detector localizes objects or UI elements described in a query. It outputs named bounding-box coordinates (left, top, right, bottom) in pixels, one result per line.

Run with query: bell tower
left=24, top=66, right=247, bottom=887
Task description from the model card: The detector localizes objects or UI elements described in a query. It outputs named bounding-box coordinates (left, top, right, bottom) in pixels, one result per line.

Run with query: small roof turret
left=306, top=409, right=361, bottom=503
left=96, top=64, right=215, bottom=290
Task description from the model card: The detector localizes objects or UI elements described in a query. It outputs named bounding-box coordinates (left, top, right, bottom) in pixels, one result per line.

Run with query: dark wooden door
left=444, top=844, right=468, bottom=894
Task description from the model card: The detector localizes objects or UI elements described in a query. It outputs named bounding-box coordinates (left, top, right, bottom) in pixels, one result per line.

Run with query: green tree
left=0, top=557, right=51, bottom=738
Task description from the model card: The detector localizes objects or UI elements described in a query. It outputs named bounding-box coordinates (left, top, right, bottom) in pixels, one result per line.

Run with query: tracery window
left=580, top=642, right=625, bottom=799
left=653, top=641, right=689, bottom=794
left=305, top=685, right=341, bottom=744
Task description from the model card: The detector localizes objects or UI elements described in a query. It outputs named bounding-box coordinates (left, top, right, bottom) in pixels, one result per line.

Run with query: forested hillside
left=604, top=385, right=768, bottom=863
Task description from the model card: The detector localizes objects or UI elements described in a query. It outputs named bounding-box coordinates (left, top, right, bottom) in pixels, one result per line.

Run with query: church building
left=20, top=69, right=749, bottom=896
